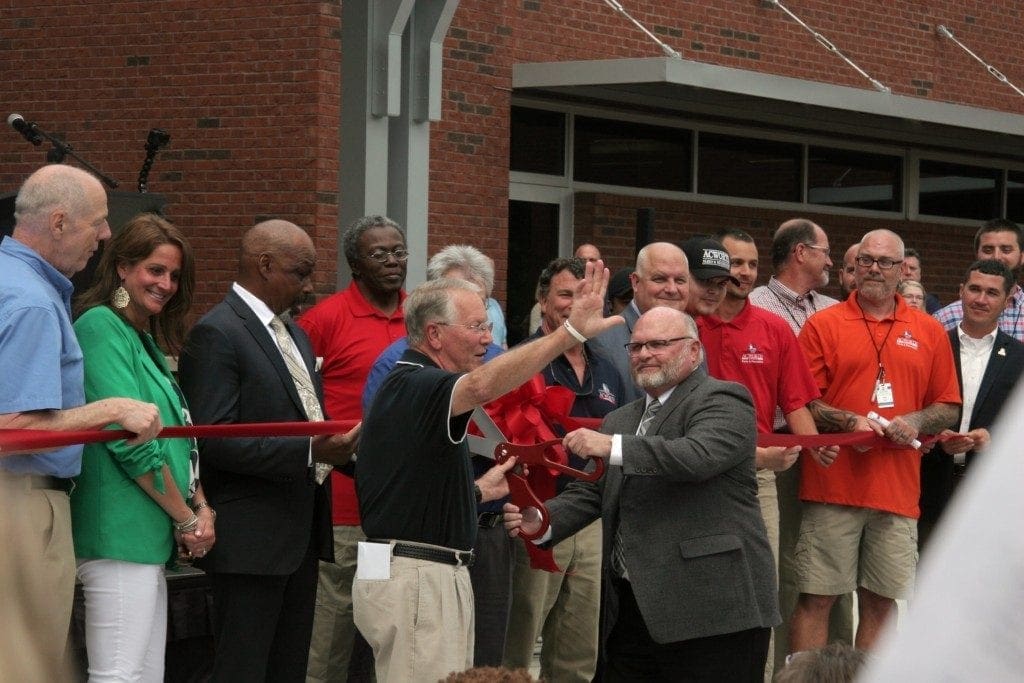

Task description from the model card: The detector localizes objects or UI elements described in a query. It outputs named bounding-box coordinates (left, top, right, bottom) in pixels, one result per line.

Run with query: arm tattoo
left=905, top=403, right=959, bottom=434
left=808, top=399, right=859, bottom=433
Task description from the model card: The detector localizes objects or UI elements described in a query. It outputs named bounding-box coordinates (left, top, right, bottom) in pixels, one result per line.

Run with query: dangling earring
left=112, top=281, right=130, bottom=309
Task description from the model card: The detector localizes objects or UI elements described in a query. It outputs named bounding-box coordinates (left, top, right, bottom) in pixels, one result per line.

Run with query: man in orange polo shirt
left=791, top=229, right=960, bottom=653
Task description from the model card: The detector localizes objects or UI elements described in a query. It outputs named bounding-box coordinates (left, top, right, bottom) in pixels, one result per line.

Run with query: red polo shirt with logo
left=699, top=301, right=819, bottom=434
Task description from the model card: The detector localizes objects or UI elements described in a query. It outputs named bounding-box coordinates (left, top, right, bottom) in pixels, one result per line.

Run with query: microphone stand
left=34, top=124, right=120, bottom=189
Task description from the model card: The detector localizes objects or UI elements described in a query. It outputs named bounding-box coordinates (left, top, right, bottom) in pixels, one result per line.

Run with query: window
left=573, top=116, right=690, bottom=191
left=918, top=160, right=1001, bottom=220
left=697, top=133, right=801, bottom=202
left=510, top=107, right=566, bottom=175
left=807, top=147, right=902, bottom=212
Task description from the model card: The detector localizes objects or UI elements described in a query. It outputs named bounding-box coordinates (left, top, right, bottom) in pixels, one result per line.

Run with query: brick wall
left=2, top=0, right=1020, bottom=315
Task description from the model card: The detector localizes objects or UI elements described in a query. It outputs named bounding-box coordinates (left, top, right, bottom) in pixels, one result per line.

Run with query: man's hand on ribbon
left=312, top=421, right=362, bottom=467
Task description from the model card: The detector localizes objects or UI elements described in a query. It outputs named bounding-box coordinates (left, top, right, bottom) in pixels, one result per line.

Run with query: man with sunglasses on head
left=354, top=262, right=621, bottom=682
left=502, top=257, right=625, bottom=682
left=298, top=215, right=409, bottom=683
left=790, top=229, right=959, bottom=654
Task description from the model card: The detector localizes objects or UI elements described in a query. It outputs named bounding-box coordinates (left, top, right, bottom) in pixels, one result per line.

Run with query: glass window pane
left=807, top=147, right=902, bottom=212
left=1007, top=171, right=1024, bottom=223
left=510, top=107, right=566, bottom=175
left=918, top=160, right=1000, bottom=220
left=573, top=116, right=690, bottom=191
left=697, top=133, right=800, bottom=202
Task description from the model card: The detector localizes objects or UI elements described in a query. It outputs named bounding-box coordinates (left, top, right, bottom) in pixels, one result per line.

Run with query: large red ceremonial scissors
left=467, top=408, right=605, bottom=541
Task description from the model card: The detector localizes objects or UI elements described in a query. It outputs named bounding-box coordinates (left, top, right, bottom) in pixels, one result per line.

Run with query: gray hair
left=427, top=245, right=495, bottom=295
left=14, top=164, right=93, bottom=225
left=404, top=278, right=482, bottom=346
left=341, top=215, right=404, bottom=266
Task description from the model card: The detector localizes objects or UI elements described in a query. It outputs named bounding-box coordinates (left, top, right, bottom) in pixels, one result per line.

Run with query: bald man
left=0, top=165, right=162, bottom=680
left=591, top=242, right=690, bottom=403
left=178, top=220, right=358, bottom=682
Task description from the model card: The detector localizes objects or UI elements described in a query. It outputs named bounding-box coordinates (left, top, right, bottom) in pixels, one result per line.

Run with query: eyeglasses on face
left=801, top=243, right=831, bottom=257
left=437, top=320, right=494, bottom=335
left=624, top=336, right=695, bottom=357
left=365, top=248, right=410, bottom=263
left=855, top=256, right=903, bottom=270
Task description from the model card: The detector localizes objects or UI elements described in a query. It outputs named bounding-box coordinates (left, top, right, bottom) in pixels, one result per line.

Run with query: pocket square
left=315, top=356, right=324, bottom=371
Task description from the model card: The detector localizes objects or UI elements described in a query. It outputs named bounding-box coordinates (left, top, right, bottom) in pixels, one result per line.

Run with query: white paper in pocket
left=356, top=541, right=392, bottom=580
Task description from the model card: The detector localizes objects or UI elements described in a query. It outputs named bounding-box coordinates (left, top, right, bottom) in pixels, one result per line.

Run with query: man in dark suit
left=920, top=259, right=1024, bottom=547
left=178, top=220, right=358, bottom=682
left=505, top=307, right=779, bottom=681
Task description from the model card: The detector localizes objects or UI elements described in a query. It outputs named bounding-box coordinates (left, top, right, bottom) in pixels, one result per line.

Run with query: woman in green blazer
left=72, top=213, right=215, bottom=681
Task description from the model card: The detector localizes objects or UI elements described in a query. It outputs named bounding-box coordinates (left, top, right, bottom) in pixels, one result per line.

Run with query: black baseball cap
left=680, top=236, right=739, bottom=285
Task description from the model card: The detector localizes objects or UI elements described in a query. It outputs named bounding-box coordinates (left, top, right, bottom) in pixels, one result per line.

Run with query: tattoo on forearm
left=907, top=403, right=959, bottom=434
left=808, top=399, right=858, bottom=433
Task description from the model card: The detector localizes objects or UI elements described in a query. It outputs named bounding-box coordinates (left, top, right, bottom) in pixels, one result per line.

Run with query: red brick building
left=3, top=1, right=1023, bottom=340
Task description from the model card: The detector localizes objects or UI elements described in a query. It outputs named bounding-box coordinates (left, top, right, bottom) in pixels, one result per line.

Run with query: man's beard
left=633, top=351, right=689, bottom=391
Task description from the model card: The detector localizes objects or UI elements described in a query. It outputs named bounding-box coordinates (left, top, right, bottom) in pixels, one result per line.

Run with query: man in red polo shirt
left=299, top=215, right=408, bottom=682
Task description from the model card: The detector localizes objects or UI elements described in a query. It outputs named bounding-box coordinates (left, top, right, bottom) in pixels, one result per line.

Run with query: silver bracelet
left=173, top=512, right=199, bottom=533
left=193, top=500, right=217, bottom=520
left=563, top=320, right=588, bottom=343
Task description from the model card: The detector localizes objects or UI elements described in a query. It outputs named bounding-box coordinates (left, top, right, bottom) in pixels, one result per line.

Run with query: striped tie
left=269, top=316, right=331, bottom=484
left=612, top=399, right=662, bottom=580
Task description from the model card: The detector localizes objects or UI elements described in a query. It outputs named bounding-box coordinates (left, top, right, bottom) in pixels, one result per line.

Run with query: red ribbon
left=0, top=420, right=360, bottom=453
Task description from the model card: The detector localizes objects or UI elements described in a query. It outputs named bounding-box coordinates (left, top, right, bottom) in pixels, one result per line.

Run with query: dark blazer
left=177, top=289, right=333, bottom=575
left=921, top=328, right=1024, bottom=523
left=546, top=366, right=779, bottom=646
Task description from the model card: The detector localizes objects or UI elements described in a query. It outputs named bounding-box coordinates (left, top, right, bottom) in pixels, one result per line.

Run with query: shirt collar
left=232, top=282, right=276, bottom=327
left=958, top=323, right=998, bottom=346
left=2, top=235, right=74, bottom=304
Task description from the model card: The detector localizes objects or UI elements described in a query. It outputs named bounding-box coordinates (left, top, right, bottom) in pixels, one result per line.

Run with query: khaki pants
left=756, top=469, right=779, bottom=683
left=503, top=520, right=602, bottom=682
left=306, top=524, right=363, bottom=683
left=0, top=472, right=77, bottom=682
left=353, top=554, right=474, bottom=683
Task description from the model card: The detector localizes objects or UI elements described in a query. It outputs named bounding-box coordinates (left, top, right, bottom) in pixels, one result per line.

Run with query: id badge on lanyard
left=872, top=365, right=895, bottom=409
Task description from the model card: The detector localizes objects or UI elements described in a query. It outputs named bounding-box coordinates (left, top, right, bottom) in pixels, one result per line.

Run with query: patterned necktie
left=612, top=399, right=663, bottom=580
left=269, top=316, right=331, bottom=484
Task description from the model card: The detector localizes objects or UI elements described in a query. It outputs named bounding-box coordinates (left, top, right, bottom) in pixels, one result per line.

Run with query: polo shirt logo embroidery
left=741, top=343, right=765, bottom=364
left=896, top=330, right=919, bottom=350
left=598, top=383, right=617, bottom=405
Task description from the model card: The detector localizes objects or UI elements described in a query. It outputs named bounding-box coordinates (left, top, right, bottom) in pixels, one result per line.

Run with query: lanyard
left=858, top=299, right=896, bottom=384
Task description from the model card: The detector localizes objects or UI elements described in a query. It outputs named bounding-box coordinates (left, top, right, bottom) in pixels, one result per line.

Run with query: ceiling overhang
left=513, top=58, right=1024, bottom=159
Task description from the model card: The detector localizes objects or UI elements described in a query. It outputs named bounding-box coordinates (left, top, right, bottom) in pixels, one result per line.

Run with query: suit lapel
left=972, top=332, right=1010, bottom=425
left=226, top=291, right=307, bottom=417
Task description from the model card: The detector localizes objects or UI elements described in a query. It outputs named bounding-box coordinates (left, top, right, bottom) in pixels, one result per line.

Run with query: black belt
left=478, top=511, right=503, bottom=529
left=370, top=540, right=475, bottom=568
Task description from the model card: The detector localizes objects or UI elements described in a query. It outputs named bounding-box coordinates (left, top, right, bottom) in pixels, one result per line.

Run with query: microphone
left=7, top=113, right=44, bottom=146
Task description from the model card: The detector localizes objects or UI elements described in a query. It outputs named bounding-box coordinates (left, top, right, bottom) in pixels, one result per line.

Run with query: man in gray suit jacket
left=506, top=307, right=779, bottom=681
left=591, top=242, right=691, bottom=404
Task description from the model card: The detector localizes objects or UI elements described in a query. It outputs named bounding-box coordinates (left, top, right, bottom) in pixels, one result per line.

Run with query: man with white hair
left=0, top=165, right=161, bottom=680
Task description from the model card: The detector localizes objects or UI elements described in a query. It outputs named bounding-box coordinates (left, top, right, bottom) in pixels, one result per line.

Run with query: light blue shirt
left=486, top=297, right=508, bottom=348
left=0, top=236, right=85, bottom=476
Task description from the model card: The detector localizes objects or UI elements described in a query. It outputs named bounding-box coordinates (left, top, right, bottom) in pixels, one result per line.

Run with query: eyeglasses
left=855, top=256, right=903, bottom=270
left=365, top=248, right=409, bottom=263
left=624, top=336, right=695, bottom=357
left=801, top=243, right=831, bottom=257
left=437, top=320, right=494, bottom=335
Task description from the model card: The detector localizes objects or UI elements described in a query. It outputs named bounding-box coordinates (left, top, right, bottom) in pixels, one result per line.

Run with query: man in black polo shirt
left=354, top=265, right=619, bottom=683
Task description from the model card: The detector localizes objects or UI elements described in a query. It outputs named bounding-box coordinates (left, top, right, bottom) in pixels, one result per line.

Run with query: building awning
left=513, top=57, right=1024, bottom=159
